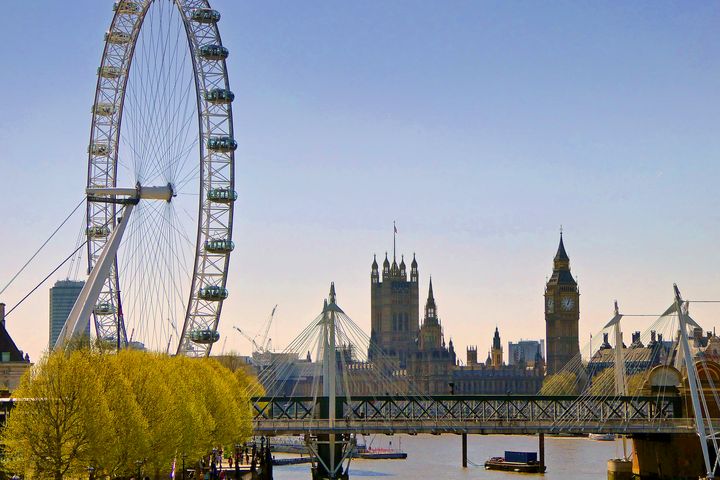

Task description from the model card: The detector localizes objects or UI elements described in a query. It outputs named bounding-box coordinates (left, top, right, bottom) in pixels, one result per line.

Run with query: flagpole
left=393, top=221, right=396, bottom=262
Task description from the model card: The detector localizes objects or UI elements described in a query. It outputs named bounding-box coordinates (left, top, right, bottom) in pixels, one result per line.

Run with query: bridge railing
left=251, top=395, right=686, bottom=434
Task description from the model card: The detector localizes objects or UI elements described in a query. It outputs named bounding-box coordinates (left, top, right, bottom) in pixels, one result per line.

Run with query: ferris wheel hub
left=86, top=183, right=175, bottom=203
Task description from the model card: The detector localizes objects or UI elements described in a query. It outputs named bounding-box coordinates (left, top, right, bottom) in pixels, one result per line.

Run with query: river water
left=272, top=434, right=621, bottom=479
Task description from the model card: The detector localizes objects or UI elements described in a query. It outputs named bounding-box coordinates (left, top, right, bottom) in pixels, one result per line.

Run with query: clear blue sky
left=1, top=1, right=719, bottom=361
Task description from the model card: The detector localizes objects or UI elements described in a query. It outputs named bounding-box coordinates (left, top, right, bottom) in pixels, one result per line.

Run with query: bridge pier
left=632, top=433, right=716, bottom=479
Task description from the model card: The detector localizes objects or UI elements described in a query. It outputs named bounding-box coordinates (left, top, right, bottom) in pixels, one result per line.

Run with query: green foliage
left=588, top=367, right=647, bottom=396
left=539, top=371, right=578, bottom=395
left=0, top=349, right=256, bottom=479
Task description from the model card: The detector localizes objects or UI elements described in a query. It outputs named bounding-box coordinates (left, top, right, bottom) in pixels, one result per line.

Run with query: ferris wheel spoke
left=87, top=0, right=235, bottom=355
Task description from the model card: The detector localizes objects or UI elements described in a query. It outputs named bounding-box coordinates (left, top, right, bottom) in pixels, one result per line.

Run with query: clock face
left=561, top=297, right=575, bottom=311
left=546, top=297, right=554, bottom=313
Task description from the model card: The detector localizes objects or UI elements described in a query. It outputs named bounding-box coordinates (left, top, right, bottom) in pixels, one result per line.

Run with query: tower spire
left=555, top=231, right=569, bottom=262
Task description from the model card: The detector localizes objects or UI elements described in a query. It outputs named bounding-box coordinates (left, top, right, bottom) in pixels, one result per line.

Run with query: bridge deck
left=252, top=395, right=700, bottom=435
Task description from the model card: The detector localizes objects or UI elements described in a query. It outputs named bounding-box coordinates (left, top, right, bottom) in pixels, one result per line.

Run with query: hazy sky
left=1, top=1, right=719, bottom=362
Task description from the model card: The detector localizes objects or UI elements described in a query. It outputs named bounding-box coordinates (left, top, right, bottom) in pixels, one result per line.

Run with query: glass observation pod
left=86, top=225, right=111, bottom=238
left=113, top=1, right=141, bottom=14
left=93, top=103, right=116, bottom=116
left=105, top=31, right=131, bottom=44
left=190, top=329, right=220, bottom=344
left=93, top=303, right=115, bottom=316
left=191, top=8, right=221, bottom=24
left=88, top=143, right=112, bottom=156
left=207, top=188, right=238, bottom=204
left=98, top=66, right=122, bottom=79
left=198, top=285, right=229, bottom=301
left=204, top=88, right=235, bottom=105
left=199, top=44, right=229, bottom=61
left=207, top=136, right=237, bottom=152
left=204, top=239, right=235, bottom=254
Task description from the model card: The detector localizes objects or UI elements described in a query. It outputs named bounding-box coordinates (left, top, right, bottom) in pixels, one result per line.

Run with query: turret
left=492, top=326, right=501, bottom=350
left=399, top=255, right=407, bottom=278
left=467, top=346, right=478, bottom=366
left=382, top=253, right=390, bottom=279
left=371, top=254, right=379, bottom=284
left=491, top=327, right=503, bottom=368
left=410, top=253, right=418, bottom=283
left=425, top=277, right=437, bottom=320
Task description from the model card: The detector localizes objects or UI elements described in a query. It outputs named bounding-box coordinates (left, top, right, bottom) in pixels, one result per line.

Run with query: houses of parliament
left=368, top=233, right=579, bottom=395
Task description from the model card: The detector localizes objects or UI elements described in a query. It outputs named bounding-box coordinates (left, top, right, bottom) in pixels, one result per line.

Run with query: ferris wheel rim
left=85, top=0, right=235, bottom=357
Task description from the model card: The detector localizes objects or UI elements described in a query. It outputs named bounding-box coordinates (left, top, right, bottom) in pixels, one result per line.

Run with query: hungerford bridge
left=242, top=284, right=720, bottom=480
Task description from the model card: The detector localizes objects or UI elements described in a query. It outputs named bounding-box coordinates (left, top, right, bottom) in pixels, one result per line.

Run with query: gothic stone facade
left=370, top=253, right=419, bottom=369
left=544, top=234, right=580, bottom=375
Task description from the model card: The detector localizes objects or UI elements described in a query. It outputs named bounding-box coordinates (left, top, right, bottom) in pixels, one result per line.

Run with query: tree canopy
left=1, top=348, right=256, bottom=479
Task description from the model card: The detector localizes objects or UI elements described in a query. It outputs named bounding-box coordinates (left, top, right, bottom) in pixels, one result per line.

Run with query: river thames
left=273, top=434, right=620, bottom=479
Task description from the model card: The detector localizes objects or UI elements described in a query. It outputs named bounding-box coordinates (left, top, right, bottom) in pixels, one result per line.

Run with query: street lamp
left=135, top=459, right=143, bottom=479
left=181, top=453, right=187, bottom=480
left=86, top=466, right=95, bottom=480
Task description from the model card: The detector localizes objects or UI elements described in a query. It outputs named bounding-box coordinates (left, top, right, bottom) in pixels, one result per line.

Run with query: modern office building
left=49, top=279, right=87, bottom=348
left=508, top=339, right=545, bottom=368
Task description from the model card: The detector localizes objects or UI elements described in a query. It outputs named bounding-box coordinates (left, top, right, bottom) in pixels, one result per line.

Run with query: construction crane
left=234, top=305, right=277, bottom=354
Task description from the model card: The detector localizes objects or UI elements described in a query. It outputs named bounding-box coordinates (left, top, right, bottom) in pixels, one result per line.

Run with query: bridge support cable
left=0, top=197, right=85, bottom=297
left=4, top=200, right=122, bottom=320
left=547, top=302, right=686, bottom=437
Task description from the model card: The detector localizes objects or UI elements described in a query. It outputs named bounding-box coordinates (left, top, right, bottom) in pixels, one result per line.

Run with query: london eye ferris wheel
left=66, top=0, right=236, bottom=356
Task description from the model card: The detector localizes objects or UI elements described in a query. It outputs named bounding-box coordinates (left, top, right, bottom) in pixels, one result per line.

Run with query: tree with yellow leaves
left=1, top=350, right=114, bottom=479
left=1, top=348, right=257, bottom=479
left=539, top=371, right=579, bottom=395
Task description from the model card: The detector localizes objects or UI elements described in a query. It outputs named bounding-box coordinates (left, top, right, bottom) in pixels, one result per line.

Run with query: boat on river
left=484, top=451, right=546, bottom=473
left=358, top=448, right=407, bottom=460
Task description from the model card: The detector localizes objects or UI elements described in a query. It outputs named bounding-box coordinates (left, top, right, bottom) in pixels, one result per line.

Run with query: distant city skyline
left=1, top=1, right=719, bottom=361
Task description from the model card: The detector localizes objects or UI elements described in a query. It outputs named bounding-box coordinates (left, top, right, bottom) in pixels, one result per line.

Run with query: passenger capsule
left=207, top=188, right=238, bottom=203
left=204, top=88, right=235, bottom=105
left=199, top=44, right=229, bottom=61
left=93, top=103, right=116, bottom=116
left=113, top=1, right=141, bottom=14
left=86, top=225, right=111, bottom=238
left=198, top=285, right=229, bottom=301
left=93, top=303, right=115, bottom=316
left=105, top=31, right=131, bottom=44
left=191, top=8, right=221, bottom=24
left=204, top=239, right=235, bottom=254
left=207, top=136, right=237, bottom=152
left=189, top=329, right=221, bottom=344
left=88, top=143, right=112, bottom=156
left=98, top=66, right=123, bottom=79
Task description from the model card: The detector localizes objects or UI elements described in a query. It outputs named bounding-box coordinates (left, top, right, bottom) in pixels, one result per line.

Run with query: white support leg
left=674, top=284, right=714, bottom=479
left=54, top=204, right=135, bottom=349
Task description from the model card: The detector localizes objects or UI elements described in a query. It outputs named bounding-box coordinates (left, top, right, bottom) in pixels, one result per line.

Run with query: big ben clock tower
left=544, top=232, right=579, bottom=375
